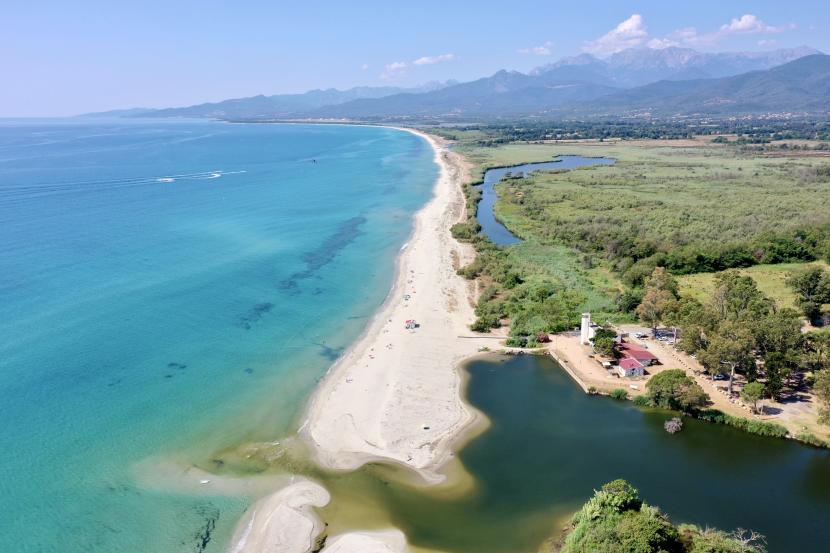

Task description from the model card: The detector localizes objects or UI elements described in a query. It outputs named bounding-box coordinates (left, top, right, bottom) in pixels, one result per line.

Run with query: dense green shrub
left=450, top=221, right=481, bottom=241
left=609, top=388, right=629, bottom=400
left=696, top=410, right=788, bottom=438
left=505, top=335, right=528, bottom=348
left=795, top=431, right=828, bottom=448
left=645, top=370, right=710, bottom=412
left=561, top=480, right=765, bottom=553
left=632, top=395, right=651, bottom=407
left=470, top=315, right=500, bottom=332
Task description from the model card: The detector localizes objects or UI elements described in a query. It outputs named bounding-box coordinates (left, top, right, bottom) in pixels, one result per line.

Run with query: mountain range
left=531, top=46, right=821, bottom=87
left=94, top=46, right=828, bottom=121
left=92, top=82, right=456, bottom=120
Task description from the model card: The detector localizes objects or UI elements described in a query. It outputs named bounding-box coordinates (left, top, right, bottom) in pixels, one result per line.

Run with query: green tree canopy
left=786, top=267, right=830, bottom=323
left=698, top=322, right=756, bottom=394
left=561, top=480, right=766, bottom=553
left=740, top=381, right=765, bottom=414
left=814, top=370, right=830, bottom=425
left=645, top=369, right=710, bottom=412
left=710, top=271, right=772, bottom=322
left=804, top=329, right=830, bottom=372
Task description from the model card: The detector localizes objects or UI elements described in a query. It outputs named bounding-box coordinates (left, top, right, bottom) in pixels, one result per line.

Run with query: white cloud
left=380, top=54, right=456, bottom=79
left=379, top=61, right=408, bottom=80
left=518, top=41, right=554, bottom=56
left=413, top=53, right=456, bottom=66
left=649, top=14, right=796, bottom=50
left=647, top=37, right=679, bottom=50
left=757, top=39, right=778, bottom=47
left=720, top=14, right=787, bottom=35
left=361, top=63, right=369, bottom=70
left=583, top=14, right=648, bottom=56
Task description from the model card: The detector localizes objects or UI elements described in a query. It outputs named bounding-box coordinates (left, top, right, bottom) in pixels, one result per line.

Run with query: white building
left=580, top=313, right=597, bottom=345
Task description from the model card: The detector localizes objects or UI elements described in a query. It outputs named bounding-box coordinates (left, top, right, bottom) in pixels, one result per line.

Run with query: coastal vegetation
left=553, top=479, right=766, bottom=553
left=433, top=118, right=830, bottom=145
left=450, top=136, right=830, bottom=297
left=445, top=130, right=830, bottom=441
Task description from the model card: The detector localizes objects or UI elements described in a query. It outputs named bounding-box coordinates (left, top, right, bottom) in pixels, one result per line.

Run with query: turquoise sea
left=0, top=120, right=437, bottom=552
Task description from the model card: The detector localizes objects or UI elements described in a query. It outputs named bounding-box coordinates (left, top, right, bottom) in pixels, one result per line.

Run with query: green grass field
left=491, top=143, right=830, bottom=248
left=677, top=261, right=830, bottom=310
left=504, top=240, right=624, bottom=321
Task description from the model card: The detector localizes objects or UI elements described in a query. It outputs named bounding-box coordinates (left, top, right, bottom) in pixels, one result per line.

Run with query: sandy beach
left=300, top=128, right=491, bottom=481
left=227, top=128, right=491, bottom=553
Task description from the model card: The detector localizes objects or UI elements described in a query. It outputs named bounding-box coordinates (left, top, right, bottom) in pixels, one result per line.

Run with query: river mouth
left=477, top=156, right=615, bottom=246
left=218, top=353, right=830, bottom=553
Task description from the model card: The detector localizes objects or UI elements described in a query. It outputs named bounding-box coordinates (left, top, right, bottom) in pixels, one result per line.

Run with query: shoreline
left=227, top=127, right=493, bottom=552
left=299, top=127, right=492, bottom=482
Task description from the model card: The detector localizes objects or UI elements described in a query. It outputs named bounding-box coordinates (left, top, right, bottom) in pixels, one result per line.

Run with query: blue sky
left=3, top=0, right=828, bottom=116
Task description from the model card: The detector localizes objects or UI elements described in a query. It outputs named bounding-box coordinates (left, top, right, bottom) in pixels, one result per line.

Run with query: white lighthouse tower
left=580, top=313, right=592, bottom=345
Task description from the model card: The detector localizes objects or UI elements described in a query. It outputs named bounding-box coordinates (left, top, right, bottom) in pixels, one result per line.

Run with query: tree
left=804, top=329, right=830, bottom=372
left=762, top=352, right=791, bottom=401
left=636, top=267, right=682, bottom=334
left=787, top=267, right=830, bottom=324
left=711, top=271, right=772, bottom=322
left=646, top=369, right=710, bottom=412
left=593, top=327, right=619, bottom=358
left=637, top=288, right=674, bottom=334
left=699, top=322, right=755, bottom=396
left=644, top=266, right=679, bottom=297
left=813, top=370, right=830, bottom=425
left=749, top=308, right=803, bottom=358
left=677, top=324, right=708, bottom=355
left=741, top=381, right=765, bottom=414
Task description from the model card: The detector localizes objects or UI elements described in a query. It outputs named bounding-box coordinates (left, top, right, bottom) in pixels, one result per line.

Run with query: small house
left=616, top=358, right=645, bottom=378
left=619, top=343, right=659, bottom=366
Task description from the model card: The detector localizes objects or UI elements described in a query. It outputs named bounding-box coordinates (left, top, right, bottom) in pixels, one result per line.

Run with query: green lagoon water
left=0, top=119, right=437, bottom=552
left=339, top=355, right=830, bottom=553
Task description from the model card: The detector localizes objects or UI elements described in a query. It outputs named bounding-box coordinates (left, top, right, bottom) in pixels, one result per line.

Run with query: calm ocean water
left=0, top=120, right=437, bottom=552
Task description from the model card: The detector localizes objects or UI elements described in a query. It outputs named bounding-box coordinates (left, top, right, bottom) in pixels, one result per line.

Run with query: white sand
left=227, top=479, right=330, bottom=553
left=321, top=529, right=408, bottom=553
left=301, top=129, right=490, bottom=482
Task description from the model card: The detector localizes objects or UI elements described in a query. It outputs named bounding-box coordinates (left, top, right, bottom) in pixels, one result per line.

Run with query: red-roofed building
left=619, top=343, right=659, bottom=366
left=616, top=357, right=645, bottom=378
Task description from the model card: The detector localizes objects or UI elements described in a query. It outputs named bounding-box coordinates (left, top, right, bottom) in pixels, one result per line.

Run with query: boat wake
left=1, top=170, right=248, bottom=201
left=156, top=170, right=245, bottom=183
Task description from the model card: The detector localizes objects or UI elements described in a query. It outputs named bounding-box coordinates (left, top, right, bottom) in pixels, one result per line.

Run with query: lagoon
left=313, top=354, right=830, bottom=552
left=477, top=156, right=615, bottom=246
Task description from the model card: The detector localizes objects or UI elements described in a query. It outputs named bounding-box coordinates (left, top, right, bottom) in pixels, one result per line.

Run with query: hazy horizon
left=3, top=0, right=829, bottom=117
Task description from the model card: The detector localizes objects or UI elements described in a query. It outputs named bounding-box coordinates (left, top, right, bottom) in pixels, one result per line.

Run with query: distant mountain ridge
left=307, top=50, right=829, bottom=119
left=308, top=70, right=617, bottom=118
left=91, top=46, right=827, bottom=121
left=533, top=46, right=821, bottom=87
left=570, top=54, right=830, bottom=117
left=103, top=82, right=456, bottom=120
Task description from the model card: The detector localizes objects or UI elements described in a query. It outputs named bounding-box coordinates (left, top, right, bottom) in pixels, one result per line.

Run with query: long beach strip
left=227, top=129, right=491, bottom=553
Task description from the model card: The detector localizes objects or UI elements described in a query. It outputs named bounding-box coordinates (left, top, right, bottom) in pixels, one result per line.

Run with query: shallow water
left=477, top=156, right=615, bottom=245
left=0, top=119, right=437, bottom=552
